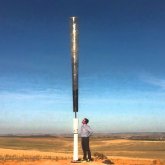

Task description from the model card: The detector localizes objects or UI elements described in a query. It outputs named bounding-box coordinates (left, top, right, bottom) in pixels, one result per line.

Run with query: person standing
left=80, top=118, right=93, bottom=162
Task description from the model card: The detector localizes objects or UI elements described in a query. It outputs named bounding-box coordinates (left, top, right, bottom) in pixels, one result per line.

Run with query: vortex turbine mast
left=70, top=17, right=79, bottom=162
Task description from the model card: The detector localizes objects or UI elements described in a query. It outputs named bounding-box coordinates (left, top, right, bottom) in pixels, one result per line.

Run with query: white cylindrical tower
left=70, top=16, right=79, bottom=162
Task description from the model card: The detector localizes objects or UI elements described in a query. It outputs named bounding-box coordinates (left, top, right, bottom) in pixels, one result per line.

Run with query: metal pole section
left=70, top=17, right=79, bottom=162
left=70, top=17, right=79, bottom=113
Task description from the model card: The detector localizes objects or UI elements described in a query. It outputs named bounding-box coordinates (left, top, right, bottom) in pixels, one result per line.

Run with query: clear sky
left=0, top=0, right=165, bottom=134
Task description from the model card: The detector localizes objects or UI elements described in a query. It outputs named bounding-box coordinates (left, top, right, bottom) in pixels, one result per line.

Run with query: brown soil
left=0, top=158, right=163, bottom=165
left=0, top=141, right=164, bottom=165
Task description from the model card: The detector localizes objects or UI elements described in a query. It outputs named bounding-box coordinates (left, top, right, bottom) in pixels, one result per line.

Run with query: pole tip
left=70, top=16, right=78, bottom=21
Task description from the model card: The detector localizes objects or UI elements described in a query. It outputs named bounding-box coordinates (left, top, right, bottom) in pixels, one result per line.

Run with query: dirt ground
left=0, top=148, right=163, bottom=165
left=0, top=158, right=163, bottom=165
left=0, top=138, right=164, bottom=165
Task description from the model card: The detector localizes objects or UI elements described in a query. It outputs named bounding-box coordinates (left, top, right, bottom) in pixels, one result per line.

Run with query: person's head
left=82, top=118, right=89, bottom=124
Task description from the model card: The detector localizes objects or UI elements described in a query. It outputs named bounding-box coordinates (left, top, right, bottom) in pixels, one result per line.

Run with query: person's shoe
left=86, top=159, right=93, bottom=162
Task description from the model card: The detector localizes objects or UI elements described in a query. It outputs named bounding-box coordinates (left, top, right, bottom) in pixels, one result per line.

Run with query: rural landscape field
left=0, top=133, right=165, bottom=165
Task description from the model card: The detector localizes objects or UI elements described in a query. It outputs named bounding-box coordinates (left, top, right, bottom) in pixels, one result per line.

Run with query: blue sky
left=0, top=0, right=165, bottom=134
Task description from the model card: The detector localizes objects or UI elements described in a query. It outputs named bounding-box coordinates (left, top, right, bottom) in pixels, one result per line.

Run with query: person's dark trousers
left=81, top=137, right=91, bottom=160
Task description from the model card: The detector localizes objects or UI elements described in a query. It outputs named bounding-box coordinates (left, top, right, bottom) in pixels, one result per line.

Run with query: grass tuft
left=93, top=152, right=107, bottom=160
left=0, top=154, right=71, bottom=162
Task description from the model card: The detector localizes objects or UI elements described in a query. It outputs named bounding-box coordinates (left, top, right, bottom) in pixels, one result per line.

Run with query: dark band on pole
left=73, top=89, right=78, bottom=113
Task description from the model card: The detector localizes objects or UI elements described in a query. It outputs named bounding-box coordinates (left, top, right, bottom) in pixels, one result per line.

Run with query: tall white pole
left=70, top=17, right=79, bottom=162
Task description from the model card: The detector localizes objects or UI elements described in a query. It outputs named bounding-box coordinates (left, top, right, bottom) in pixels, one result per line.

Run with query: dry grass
left=0, top=136, right=164, bottom=164
left=0, top=148, right=72, bottom=161
left=91, top=138, right=165, bottom=160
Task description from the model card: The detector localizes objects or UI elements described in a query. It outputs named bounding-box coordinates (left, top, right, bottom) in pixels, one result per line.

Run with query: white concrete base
left=73, top=118, right=79, bottom=161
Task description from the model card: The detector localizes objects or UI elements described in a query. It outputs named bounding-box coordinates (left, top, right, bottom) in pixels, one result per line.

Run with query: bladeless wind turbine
left=70, top=16, right=79, bottom=162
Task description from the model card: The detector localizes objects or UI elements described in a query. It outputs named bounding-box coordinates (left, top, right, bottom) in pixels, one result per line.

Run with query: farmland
left=0, top=135, right=164, bottom=164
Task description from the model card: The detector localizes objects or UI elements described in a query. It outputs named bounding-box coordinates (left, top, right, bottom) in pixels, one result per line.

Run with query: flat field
left=0, top=136, right=164, bottom=165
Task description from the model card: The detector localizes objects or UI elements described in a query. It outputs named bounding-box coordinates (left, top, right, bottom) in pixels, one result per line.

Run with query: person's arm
left=87, top=125, right=93, bottom=136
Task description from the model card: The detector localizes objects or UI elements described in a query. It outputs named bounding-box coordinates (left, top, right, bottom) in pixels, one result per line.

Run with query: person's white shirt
left=81, top=124, right=93, bottom=137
